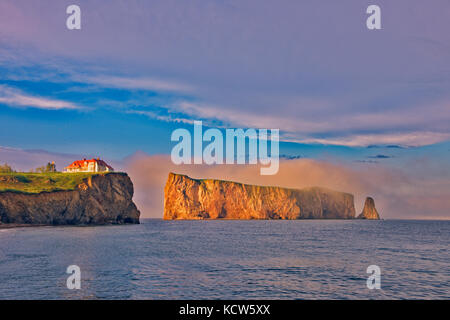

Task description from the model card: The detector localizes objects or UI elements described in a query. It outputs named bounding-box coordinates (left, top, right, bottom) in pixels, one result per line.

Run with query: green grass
left=0, top=172, right=116, bottom=194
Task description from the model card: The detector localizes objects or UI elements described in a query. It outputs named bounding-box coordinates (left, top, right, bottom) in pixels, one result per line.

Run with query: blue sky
left=0, top=0, right=449, bottom=167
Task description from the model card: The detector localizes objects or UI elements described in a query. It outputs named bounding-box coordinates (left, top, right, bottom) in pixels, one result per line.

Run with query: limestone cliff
left=164, top=173, right=356, bottom=220
left=357, top=197, right=380, bottom=220
left=0, top=173, right=140, bottom=225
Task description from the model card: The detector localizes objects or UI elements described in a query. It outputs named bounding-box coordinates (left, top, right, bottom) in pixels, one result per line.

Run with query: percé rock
left=357, top=197, right=380, bottom=220
left=164, top=173, right=356, bottom=220
left=0, top=173, right=140, bottom=225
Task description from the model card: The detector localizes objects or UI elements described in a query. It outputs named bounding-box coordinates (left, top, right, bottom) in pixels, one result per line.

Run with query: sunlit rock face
left=357, top=197, right=381, bottom=220
left=0, top=173, right=140, bottom=225
left=163, top=173, right=356, bottom=220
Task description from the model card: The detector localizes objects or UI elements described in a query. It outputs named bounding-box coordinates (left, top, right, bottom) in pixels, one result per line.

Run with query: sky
left=0, top=1, right=449, bottom=218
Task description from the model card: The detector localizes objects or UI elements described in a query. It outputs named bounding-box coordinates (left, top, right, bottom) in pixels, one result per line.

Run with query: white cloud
left=155, top=100, right=450, bottom=147
left=286, top=132, right=450, bottom=147
left=2, top=1, right=450, bottom=149
left=127, top=110, right=196, bottom=124
left=0, top=85, right=83, bottom=110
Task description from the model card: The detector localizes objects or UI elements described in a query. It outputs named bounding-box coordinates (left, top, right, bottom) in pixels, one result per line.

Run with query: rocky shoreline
left=0, top=223, right=50, bottom=229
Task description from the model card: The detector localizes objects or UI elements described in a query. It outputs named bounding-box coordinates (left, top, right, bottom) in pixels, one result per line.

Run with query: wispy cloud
left=158, top=100, right=450, bottom=147
left=0, top=85, right=83, bottom=110
left=1, top=1, right=450, bottom=148
left=293, top=132, right=450, bottom=147
left=127, top=110, right=196, bottom=124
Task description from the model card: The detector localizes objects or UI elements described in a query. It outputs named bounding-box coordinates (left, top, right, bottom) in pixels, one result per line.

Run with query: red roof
left=65, top=158, right=114, bottom=170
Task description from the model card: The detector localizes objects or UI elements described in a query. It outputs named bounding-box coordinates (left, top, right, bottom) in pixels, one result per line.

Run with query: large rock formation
left=357, top=197, right=380, bottom=220
left=164, top=173, right=356, bottom=220
left=0, top=173, right=140, bottom=225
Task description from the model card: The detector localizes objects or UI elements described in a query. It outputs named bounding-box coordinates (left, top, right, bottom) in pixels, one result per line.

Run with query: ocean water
left=0, top=219, right=448, bottom=300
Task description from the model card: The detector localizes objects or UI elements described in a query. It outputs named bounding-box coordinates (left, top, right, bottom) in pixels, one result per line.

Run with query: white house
left=64, top=158, right=114, bottom=173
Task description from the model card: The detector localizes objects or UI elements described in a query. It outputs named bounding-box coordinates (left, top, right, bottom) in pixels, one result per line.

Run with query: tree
left=0, top=163, right=15, bottom=173
left=34, top=162, right=57, bottom=173
left=34, top=166, right=46, bottom=173
left=46, top=162, right=57, bottom=172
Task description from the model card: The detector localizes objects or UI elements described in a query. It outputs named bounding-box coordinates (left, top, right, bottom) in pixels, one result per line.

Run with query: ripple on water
left=0, top=219, right=448, bottom=299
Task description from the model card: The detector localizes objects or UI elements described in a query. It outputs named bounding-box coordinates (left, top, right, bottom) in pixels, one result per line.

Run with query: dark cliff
left=164, top=173, right=356, bottom=220
left=0, top=173, right=140, bottom=225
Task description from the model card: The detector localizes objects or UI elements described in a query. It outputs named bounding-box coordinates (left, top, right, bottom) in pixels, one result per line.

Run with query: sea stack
left=357, top=197, right=380, bottom=220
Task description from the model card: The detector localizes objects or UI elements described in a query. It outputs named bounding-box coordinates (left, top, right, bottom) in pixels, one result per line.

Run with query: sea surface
left=0, top=219, right=448, bottom=299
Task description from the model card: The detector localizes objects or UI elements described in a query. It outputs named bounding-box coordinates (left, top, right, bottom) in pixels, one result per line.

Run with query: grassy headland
left=0, top=172, right=115, bottom=194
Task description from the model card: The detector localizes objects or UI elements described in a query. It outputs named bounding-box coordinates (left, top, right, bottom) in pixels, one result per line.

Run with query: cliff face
left=164, top=173, right=356, bottom=220
left=357, top=197, right=380, bottom=220
left=0, top=173, right=140, bottom=225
